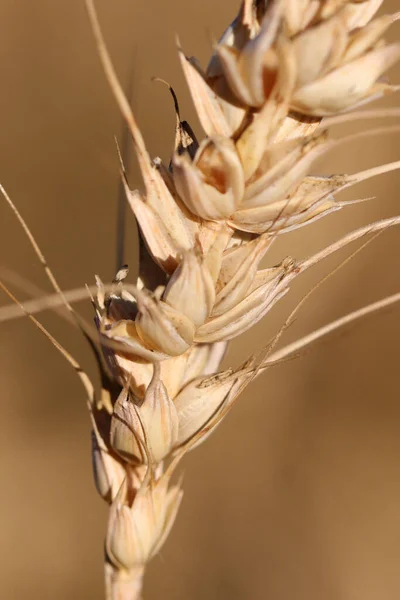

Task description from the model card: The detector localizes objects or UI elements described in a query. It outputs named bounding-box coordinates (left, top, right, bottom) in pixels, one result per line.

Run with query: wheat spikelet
left=1, top=1, right=400, bottom=598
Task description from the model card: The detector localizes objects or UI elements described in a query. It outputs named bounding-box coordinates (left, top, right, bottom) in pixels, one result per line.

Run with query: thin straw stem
left=264, top=292, right=400, bottom=367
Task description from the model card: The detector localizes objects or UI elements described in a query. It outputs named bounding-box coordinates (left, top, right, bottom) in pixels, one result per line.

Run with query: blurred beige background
left=0, top=1, right=399, bottom=598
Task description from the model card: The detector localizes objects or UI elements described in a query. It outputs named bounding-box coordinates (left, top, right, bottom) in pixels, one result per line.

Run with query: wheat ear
left=2, top=1, right=400, bottom=598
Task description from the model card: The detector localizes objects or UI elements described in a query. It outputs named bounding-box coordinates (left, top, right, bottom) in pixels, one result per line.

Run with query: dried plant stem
left=265, top=291, right=400, bottom=367
left=105, top=564, right=144, bottom=600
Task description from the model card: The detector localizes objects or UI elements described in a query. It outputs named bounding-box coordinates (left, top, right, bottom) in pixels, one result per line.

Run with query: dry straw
left=1, top=0, right=400, bottom=598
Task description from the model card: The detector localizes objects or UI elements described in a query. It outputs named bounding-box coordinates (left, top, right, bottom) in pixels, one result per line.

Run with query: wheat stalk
left=1, top=0, right=400, bottom=598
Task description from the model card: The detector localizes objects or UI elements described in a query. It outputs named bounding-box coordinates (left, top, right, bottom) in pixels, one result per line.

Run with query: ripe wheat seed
left=1, top=1, right=400, bottom=598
